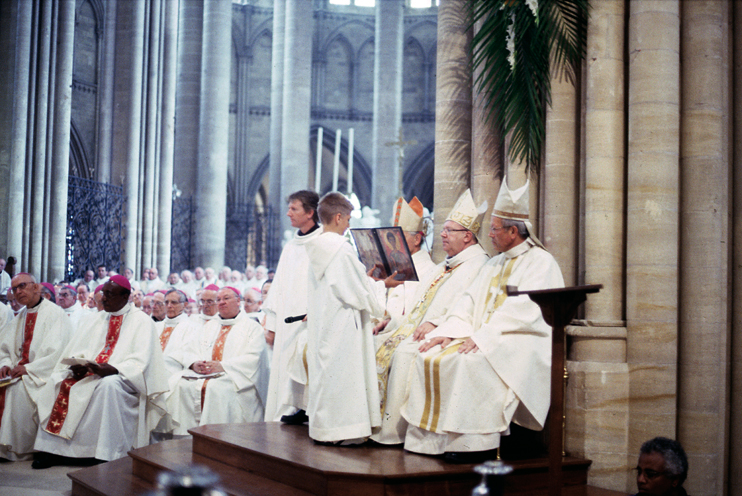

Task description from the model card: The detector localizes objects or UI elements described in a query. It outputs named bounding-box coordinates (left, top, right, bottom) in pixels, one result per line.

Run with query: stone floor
left=0, top=459, right=74, bottom=496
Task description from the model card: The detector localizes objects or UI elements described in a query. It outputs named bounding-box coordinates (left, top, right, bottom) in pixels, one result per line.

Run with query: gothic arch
left=232, top=18, right=247, bottom=57
left=323, top=34, right=353, bottom=111
left=76, top=0, right=104, bottom=31
left=403, top=142, right=435, bottom=210
left=320, top=19, right=374, bottom=55
left=69, top=119, right=92, bottom=180
left=246, top=154, right=270, bottom=203
left=249, top=18, right=274, bottom=48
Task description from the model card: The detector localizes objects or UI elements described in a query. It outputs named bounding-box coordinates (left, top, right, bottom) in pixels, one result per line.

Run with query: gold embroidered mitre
left=392, top=196, right=425, bottom=233
left=446, top=189, right=488, bottom=234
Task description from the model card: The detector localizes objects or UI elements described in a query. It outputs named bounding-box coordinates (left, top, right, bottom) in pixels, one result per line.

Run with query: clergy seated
left=32, top=276, right=169, bottom=469
left=165, top=287, right=269, bottom=436
left=400, top=179, right=565, bottom=463
left=0, top=274, right=72, bottom=461
left=157, top=289, right=200, bottom=379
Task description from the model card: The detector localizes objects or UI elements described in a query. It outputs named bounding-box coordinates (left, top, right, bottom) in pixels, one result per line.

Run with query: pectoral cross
left=385, top=128, right=417, bottom=197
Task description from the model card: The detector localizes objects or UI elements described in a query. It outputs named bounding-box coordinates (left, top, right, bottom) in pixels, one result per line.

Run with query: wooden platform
left=68, top=422, right=625, bottom=496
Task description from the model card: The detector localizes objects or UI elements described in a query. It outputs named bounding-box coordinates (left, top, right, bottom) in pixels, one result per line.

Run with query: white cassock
left=166, top=311, right=269, bottom=435
left=0, top=271, right=10, bottom=295
left=0, top=302, right=13, bottom=328
left=372, top=243, right=489, bottom=445
left=401, top=239, right=564, bottom=454
left=147, top=277, right=165, bottom=292
left=34, top=303, right=169, bottom=461
left=0, top=300, right=72, bottom=460
left=261, top=226, right=322, bottom=421
left=64, top=301, right=89, bottom=331
left=305, top=231, right=384, bottom=442
left=155, top=313, right=201, bottom=379
left=374, top=249, right=438, bottom=349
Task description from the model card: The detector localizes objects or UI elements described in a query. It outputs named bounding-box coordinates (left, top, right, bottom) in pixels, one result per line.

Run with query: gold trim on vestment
left=493, top=209, right=529, bottom=220
left=418, top=341, right=463, bottom=432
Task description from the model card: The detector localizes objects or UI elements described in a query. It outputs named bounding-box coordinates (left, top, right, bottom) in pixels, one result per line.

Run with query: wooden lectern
left=507, top=284, right=602, bottom=496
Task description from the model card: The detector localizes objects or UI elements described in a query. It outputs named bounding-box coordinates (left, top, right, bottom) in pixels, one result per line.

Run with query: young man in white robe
left=372, top=189, right=490, bottom=445
left=304, top=192, right=384, bottom=445
left=0, top=274, right=72, bottom=460
left=262, top=190, right=322, bottom=423
left=32, top=275, right=169, bottom=468
left=166, top=287, right=269, bottom=435
left=401, top=179, right=564, bottom=463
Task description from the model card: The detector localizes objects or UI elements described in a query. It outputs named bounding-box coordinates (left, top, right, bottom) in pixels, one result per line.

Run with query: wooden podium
left=507, top=284, right=602, bottom=496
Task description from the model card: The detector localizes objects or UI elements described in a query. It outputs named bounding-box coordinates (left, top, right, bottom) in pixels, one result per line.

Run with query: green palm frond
left=471, top=0, right=589, bottom=174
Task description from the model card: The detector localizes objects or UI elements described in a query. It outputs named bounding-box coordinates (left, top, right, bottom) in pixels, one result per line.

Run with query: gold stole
left=416, top=256, right=519, bottom=432
left=0, top=312, right=38, bottom=428
left=201, top=324, right=233, bottom=411
left=46, top=314, right=124, bottom=435
left=159, top=326, right=175, bottom=351
left=375, top=264, right=460, bottom=414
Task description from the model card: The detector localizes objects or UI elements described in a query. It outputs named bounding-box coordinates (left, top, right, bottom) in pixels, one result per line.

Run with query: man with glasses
left=372, top=189, right=490, bottom=445
left=166, top=286, right=269, bottom=435
left=157, top=289, right=200, bottom=377
left=633, top=437, right=689, bottom=496
left=32, top=275, right=168, bottom=468
left=0, top=273, right=72, bottom=461
left=57, top=285, right=87, bottom=330
left=151, top=291, right=167, bottom=322
left=400, top=178, right=563, bottom=463
left=193, top=284, right=220, bottom=326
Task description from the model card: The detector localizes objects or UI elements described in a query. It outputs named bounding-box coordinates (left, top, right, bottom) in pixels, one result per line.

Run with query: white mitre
left=392, top=196, right=425, bottom=233
left=446, top=189, right=488, bottom=235
left=493, top=177, right=545, bottom=249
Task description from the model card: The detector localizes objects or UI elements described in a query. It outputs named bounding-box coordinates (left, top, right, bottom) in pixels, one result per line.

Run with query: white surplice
left=371, top=243, right=489, bottom=445
left=262, top=226, right=322, bottom=421
left=401, top=239, right=564, bottom=454
left=63, top=300, right=90, bottom=331
left=0, top=299, right=72, bottom=460
left=305, top=231, right=384, bottom=442
left=155, top=313, right=201, bottom=379
left=166, top=311, right=269, bottom=435
left=34, top=304, right=169, bottom=461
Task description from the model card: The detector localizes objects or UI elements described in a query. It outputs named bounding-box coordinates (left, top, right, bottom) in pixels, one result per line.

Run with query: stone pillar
left=117, top=0, right=146, bottom=273
left=280, top=0, right=313, bottom=234
left=173, top=0, right=202, bottom=199
left=731, top=2, right=742, bottom=494
left=48, top=0, right=75, bottom=281
left=96, top=0, right=117, bottom=184
left=678, top=2, right=730, bottom=494
left=433, top=0, right=471, bottom=263
left=141, top=0, right=162, bottom=270
left=626, top=0, right=680, bottom=455
left=194, top=0, right=231, bottom=268
left=268, top=0, right=284, bottom=209
left=157, top=0, right=179, bottom=275
left=4, top=0, right=33, bottom=263
left=235, top=54, right=251, bottom=204
left=564, top=1, right=629, bottom=491
left=371, top=0, right=403, bottom=223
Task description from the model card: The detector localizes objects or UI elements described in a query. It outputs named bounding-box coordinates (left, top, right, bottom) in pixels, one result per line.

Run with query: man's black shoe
left=31, top=452, right=58, bottom=469
left=280, top=409, right=308, bottom=425
left=443, top=450, right=498, bottom=465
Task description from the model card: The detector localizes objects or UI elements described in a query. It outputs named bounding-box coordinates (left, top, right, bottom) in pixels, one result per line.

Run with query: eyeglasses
left=200, top=299, right=217, bottom=305
left=633, top=468, right=667, bottom=480
left=153, top=301, right=166, bottom=307
left=10, top=282, right=31, bottom=293
left=489, top=226, right=509, bottom=234
left=441, top=227, right=468, bottom=235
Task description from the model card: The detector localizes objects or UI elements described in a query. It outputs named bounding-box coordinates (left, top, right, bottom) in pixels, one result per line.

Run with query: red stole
left=159, top=326, right=175, bottom=351
left=45, top=314, right=124, bottom=435
left=0, top=312, right=38, bottom=427
left=200, top=324, right=233, bottom=411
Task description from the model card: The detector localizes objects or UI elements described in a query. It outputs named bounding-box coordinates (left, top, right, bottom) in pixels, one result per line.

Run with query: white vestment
left=401, top=239, right=564, bottom=454
left=64, top=301, right=89, bottom=331
left=372, top=243, right=489, bottom=445
left=262, top=226, right=321, bottom=421
left=305, top=232, right=384, bottom=442
left=0, top=300, right=72, bottom=459
left=34, top=304, right=169, bottom=461
left=0, top=271, right=10, bottom=295
left=0, top=302, right=12, bottom=328
left=146, top=277, right=165, bottom=292
left=156, top=313, right=200, bottom=379
left=166, top=311, right=269, bottom=435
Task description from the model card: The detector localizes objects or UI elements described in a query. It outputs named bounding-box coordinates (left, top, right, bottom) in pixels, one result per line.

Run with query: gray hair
left=640, top=437, right=688, bottom=485
left=166, top=288, right=188, bottom=304
left=500, top=218, right=529, bottom=237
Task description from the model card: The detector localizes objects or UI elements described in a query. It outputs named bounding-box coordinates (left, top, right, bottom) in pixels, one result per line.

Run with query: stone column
left=117, top=0, right=147, bottom=273
left=173, top=0, right=202, bottom=198
left=4, top=0, right=33, bottom=263
left=371, top=0, right=403, bottom=223
left=626, top=0, right=680, bottom=454
left=432, top=0, right=471, bottom=263
left=235, top=54, right=250, bottom=204
left=48, top=0, right=75, bottom=281
left=141, top=0, right=162, bottom=270
left=731, top=2, right=742, bottom=494
left=564, top=1, right=629, bottom=491
left=678, top=2, right=730, bottom=495
left=157, top=0, right=179, bottom=275
left=280, top=0, right=313, bottom=234
left=268, top=0, right=285, bottom=209
left=96, top=0, right=117, bottom=184
left=194, top=0, right=231, bottom=268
